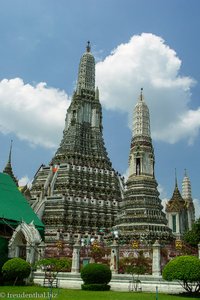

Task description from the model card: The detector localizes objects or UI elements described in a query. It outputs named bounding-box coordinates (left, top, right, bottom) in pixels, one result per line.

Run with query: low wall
left=33, top=271, right=184, bottom=294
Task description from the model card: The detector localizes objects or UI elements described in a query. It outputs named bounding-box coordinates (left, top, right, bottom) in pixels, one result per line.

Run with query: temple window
left=136, top=158, right=140, bottom=175
left=172, top=215, right=176, bottom=233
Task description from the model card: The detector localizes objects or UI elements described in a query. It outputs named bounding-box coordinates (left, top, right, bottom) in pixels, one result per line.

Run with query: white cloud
left=158, top=183, right=168, bottom=199
left=193, top=198, right=200, bottom=219
left=0, top=33, right=199, bottom=149
left=96, top=33, right=199, bottom=144
left=161, top=198, right=168, bottom=213
left=158, top=183, right=169, bottom=213
left=18, top=175, right=30, bottom=187
left=122, top=168, right=129, bottom=182
left=155, top=108, right=200, bottom=145
left=0, top=78, right=70, bottom=148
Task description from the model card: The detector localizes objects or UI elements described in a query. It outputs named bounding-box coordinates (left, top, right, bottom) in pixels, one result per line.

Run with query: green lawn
left=0, top=286, right=198, bottom=300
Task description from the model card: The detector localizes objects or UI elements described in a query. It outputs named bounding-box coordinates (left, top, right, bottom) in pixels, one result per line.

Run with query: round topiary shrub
left=163, top=255, right=200, bottom=295
left=2, top=258, right=31, bottom=285
left=81, top=263, right=111, bottom=291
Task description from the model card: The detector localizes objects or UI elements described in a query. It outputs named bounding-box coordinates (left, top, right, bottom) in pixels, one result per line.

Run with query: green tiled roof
left=0, top=172, right=44, bottom=231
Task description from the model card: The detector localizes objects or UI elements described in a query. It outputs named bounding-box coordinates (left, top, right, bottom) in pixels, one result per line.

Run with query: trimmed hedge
left=81, top=263, right=111, bottom=284
left=81, top=283, right=111, bottom=291
left=2, top=258, right=31, bottom=285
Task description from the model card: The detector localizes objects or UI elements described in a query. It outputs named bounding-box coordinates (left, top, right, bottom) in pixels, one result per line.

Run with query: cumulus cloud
left=18, top=175, right=30, bottom=187
left=0, top=33, right=199, bottom=149
left=194, top=198, right=200, bottom=219
left=0, top=78, right=70, bottom=148
left=158, top=183, right=169, bottom=212
left=96, top=33, right=199, bottom=144
left=155, top=108, right=200, bottom=145
left=122, top=168, right=129, bottom=182
left=158, top=183, right=168, bottom=198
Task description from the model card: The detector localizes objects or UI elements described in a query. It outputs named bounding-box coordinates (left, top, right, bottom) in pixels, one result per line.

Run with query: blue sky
left=0, top=0, right=199, bottom=217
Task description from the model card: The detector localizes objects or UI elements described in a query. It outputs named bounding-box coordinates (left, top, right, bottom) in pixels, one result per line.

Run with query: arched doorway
left=8, top=221, right=42, bottom=264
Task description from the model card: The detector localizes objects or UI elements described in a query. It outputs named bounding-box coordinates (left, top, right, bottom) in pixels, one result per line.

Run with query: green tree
left=184, top=218, right=200, bottom=247
left=36, top=257, right=72, bottom=272
left=162, top=256, right=200, bottom=294
left=123, top=251, right=151, bottom=291
left=119, top=251, right=151, bottom=275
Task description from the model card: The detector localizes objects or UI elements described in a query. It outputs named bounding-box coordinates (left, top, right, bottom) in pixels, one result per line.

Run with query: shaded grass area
left=0, top=286, right=198, bottom=300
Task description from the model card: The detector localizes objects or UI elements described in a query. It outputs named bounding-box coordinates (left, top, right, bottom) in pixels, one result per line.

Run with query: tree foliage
left=162, top=256, right=200, bottom=294
left=36, top=257, right=72, bottom=272
left=90, top=240, right=109, bottom=262
left=184, top=218, right=200, bottom=247
left=119, top=251, right=151, bottom=274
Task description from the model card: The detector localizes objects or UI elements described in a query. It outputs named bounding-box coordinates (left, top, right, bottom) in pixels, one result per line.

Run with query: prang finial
left=86, top=41, right=91, bottom=52
left=184, top=168, right=187, bottom=177
left=3, top=139, right=18, bottom=186
left=140, top=88, right=143, bottom=101
left=9, top=139, right=13, bottom=163
left=175, top=168, right=178, bottom=188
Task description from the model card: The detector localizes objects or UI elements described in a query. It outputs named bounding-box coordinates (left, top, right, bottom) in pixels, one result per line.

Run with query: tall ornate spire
left=30, top=43, right=123, bottom=249
left=182, top=169, right=192, bottom=200
left=77, top=41, right=95, bottom=92
left=52, top=43, right=108, bottom=164
left=115, top=90, right=171, bottom=241
left=3, top=140, right=18, bottom=186
left=130, top=89, right=154, bottom=177
left=181, top=169, right=195, bottom=230
left=133, top=88, right=151, bottom=138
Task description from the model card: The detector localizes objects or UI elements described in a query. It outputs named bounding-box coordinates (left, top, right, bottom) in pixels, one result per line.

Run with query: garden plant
left=162, top=255, right=200, bottom=295
left=2, top=257, right=31, bottom=285
left=36, top=257, right=72, bottom=272
left=81, top=263, right=112, bottom=291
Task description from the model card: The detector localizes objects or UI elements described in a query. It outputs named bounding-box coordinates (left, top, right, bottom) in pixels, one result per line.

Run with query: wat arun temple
left=30, top=42, right=124, bottom=252
left=1, top=43, right=195, bottom=257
